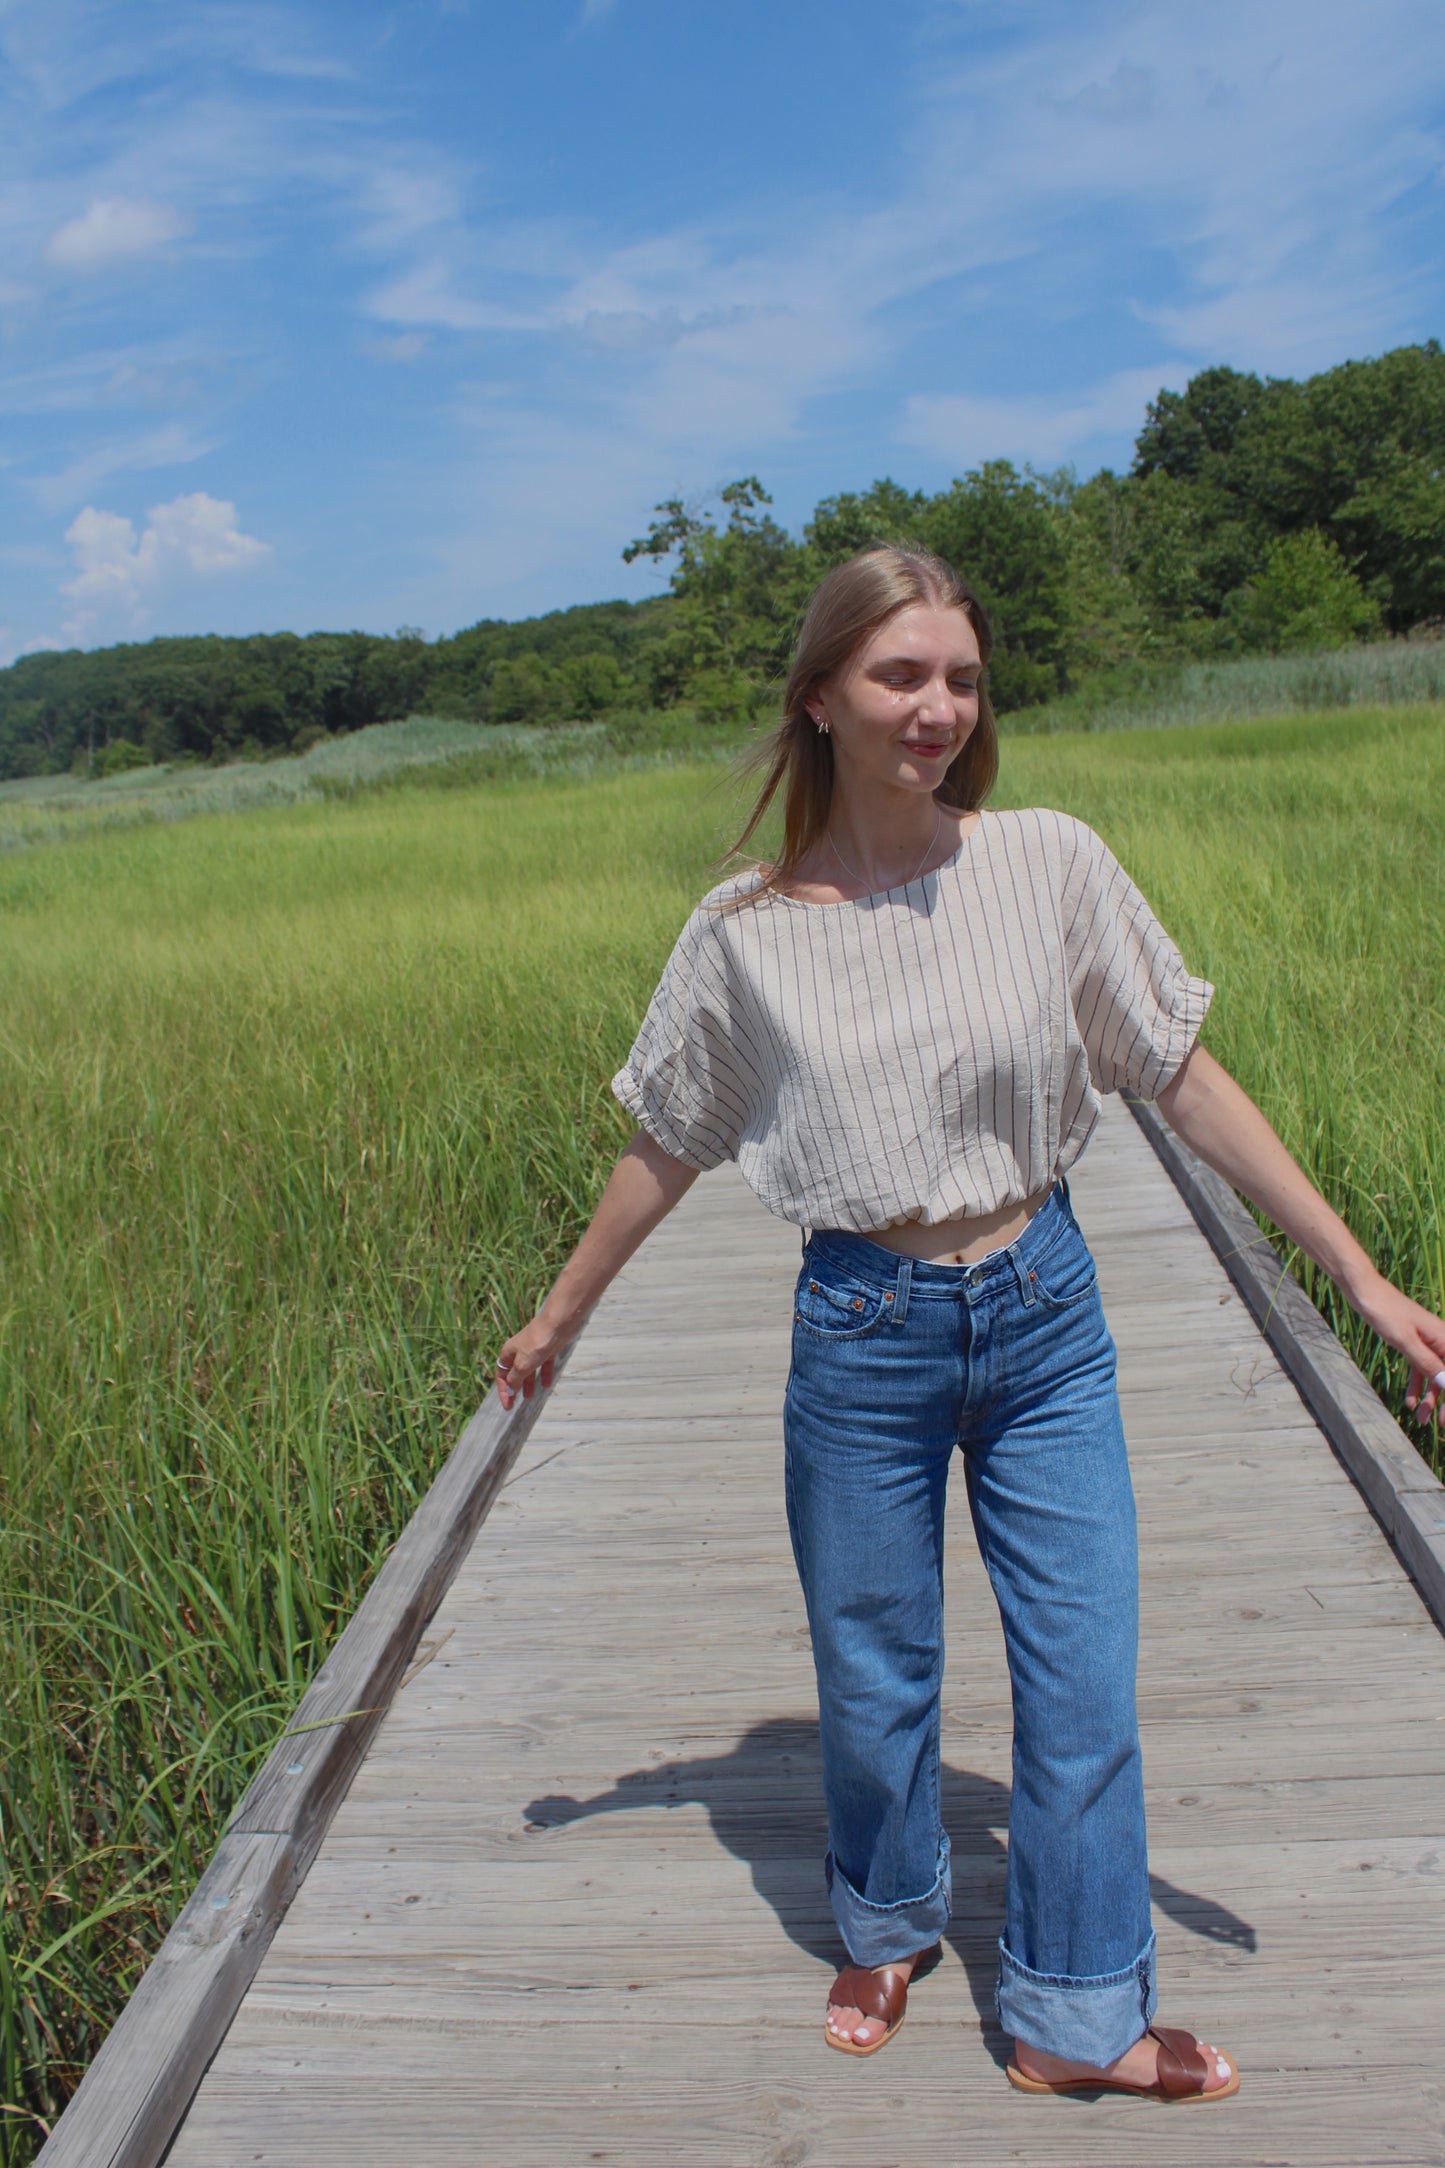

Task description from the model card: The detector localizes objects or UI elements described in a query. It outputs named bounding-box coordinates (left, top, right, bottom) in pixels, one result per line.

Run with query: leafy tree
left=803, top=479, right=929, bottom=569
left=1229, top=529, right=1382, bottom=651
left=488, top=655, right=563, bottom=724
left=1133, top=364, right=1269, bottom=480
left=917, top=461, right=1070, bottom=709
left=561, top=650, right=626, bottom=718
left=1056, top=470, right=1155, bottom=674
left=623, top=477, right=808, bottom=705
left=1302, top=343, right=1445, bottom=628
left=96, top=738, right=150, bottom=777
left=1132, top=343, right=1445, bottom=630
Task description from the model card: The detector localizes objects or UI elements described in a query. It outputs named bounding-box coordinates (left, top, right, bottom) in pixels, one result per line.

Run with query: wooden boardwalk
left=166, top=1098, right=1445, bottom=2168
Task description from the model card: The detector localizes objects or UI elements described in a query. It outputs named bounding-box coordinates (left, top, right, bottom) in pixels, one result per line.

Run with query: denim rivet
left=884, top=1290, right=893, bottom=1301
left=809, top=1280, right=818, bottom=1291
left=852, top=1296, right=863, bottom=1309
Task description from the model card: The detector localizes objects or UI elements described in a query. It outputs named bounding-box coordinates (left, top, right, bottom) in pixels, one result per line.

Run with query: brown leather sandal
left=824, top=1942, right=941, bottom=2058
left=1006, top=2023, right=1240, bottom=2102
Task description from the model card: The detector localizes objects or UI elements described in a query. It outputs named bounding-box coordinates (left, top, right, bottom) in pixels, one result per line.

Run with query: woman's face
left=810, top=602, right=982, bottom=798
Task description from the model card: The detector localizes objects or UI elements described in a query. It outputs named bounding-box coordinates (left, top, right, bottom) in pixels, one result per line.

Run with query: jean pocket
left=793, top=1266, right=892, bottom=1339
left=1028, top=1229, right=1099, bottom=1309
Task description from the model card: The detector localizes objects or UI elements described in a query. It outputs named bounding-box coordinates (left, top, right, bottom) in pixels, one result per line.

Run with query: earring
left=812, top=711, right=830, bottom=735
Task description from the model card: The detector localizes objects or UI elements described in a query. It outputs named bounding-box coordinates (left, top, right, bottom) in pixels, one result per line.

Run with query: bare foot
left=825, top=1952, right=920, bottom=2050
left=1013, top=2028, right=1236, bottom=2095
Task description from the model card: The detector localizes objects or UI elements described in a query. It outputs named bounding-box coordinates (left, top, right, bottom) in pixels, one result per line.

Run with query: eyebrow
left=870, top=653, right=981, bottom=672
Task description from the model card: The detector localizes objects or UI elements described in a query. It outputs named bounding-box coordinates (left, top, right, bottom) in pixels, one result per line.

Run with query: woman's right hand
left=495, top=1312, right=573, bottom=1412
left=491, top=1129, right=700, bottom=1413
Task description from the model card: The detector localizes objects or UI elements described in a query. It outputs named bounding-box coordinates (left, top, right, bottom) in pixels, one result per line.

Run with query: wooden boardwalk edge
left=1126, top=1094, right=1445, bottom=1630
left=34, top=1353, right=571, bottom=2168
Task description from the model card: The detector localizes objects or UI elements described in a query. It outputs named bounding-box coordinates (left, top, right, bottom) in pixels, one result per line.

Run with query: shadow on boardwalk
left=525, top=1715, right=1256, bottom=2056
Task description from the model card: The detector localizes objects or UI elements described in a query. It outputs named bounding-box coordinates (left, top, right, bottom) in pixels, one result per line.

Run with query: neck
left=827, top=787, right=943, bottom=888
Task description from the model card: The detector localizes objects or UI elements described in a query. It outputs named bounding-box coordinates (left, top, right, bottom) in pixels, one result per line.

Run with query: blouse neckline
left=769, top=807, right=992, bottom=911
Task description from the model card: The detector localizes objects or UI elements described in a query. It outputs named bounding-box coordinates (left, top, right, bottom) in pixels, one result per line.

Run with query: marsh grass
left=0, top=717, right=583, bottom=850
left=0, top=710, right=753, bottom=854
left=1011, top=636, right=1445, bottom=735
left=996, top=703, right=1445, bottom=1415
left=1, top=704, right=1441, bottom=2159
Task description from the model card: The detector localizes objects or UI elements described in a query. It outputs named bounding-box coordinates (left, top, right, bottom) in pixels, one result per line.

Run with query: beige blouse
left=612, top=807, right=1214, bottom=1232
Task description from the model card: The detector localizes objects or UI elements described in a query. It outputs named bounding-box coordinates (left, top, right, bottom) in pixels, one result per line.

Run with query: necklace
left=827, top=804, right=943, bottom=894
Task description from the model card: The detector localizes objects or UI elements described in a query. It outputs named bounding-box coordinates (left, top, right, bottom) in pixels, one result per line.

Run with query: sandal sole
left=1007, top=2059, right=1240, bottom=2104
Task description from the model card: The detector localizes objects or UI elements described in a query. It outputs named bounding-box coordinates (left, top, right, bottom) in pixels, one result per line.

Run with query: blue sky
left=2, top=0, right=1443, bottom=662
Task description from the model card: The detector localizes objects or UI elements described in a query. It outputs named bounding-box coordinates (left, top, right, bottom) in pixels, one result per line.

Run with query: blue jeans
left=783, top=1180, right=1156, bottom=2066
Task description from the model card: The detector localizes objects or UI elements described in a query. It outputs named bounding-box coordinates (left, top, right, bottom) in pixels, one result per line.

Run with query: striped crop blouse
left=612, top=807, right=1214, bottom=1232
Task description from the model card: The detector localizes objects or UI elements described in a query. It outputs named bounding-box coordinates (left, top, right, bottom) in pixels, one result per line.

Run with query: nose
left=916, top=672, right=955, bottom=722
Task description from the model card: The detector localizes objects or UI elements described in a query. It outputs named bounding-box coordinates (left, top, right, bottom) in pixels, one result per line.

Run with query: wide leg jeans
left=783, top=1180, right=1157, bottom=2065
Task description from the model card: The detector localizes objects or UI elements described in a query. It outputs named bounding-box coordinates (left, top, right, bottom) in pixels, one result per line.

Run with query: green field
left=1, top=702, right=1442, bottom=2159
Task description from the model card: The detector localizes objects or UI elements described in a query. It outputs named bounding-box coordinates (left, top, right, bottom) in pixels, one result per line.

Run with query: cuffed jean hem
left=995, top=1930, right=1157, bottom=2066
left=825, top=1834, right=952, bottom=1967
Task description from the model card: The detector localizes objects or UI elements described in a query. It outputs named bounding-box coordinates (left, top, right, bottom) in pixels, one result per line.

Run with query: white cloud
left=30, top=422, right=214, bottom=513
left=45, top=196, right=190, bottom=273
left=364, top=259, right=522, bottom=334
left=61, top=491, right=269, bottom=635
left=362, top=331, right=429, bottom=363
left=899, top=369, right=1173, bottom=473
left=889, top=0, right=1445, bottom=380
left=0, top=627, right=62, bottom=668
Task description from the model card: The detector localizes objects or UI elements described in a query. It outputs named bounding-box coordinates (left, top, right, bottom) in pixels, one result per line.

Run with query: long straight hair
left=727, top=545, right=998, bottom=902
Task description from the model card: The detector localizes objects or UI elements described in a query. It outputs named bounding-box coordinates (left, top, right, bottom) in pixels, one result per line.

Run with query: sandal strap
left=1147, top=2024, right=1210, bottom=2098
left=829, top=1964, right=907, bottom=2028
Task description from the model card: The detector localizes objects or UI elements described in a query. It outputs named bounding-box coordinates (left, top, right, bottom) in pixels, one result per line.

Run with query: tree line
left=3, top=341, right=1441, bottom=781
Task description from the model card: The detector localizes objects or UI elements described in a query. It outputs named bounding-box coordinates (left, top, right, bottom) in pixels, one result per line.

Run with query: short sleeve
left=1059, top=821, right=1214, bottom=1099
left=612, top=905, right=758, bottom=1170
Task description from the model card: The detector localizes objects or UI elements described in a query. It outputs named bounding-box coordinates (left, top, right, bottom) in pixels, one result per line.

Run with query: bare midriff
left=858, top=1187, right=1053, bottom=1265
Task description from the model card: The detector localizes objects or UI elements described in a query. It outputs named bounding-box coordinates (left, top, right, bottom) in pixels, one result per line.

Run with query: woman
left=497, top=546, right=1445, bottom=2102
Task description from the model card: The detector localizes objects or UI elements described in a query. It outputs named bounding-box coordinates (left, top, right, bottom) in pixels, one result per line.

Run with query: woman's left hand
left=1350, top=1275, right=1445, bottom=1430
left=1157, top=1046, right=1445, bottom=1431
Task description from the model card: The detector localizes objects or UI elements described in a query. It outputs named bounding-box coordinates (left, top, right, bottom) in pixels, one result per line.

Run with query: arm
left=495, top=1128, right=699, bottom=1410
left=1155, top=1043, right=1445, bottom=1428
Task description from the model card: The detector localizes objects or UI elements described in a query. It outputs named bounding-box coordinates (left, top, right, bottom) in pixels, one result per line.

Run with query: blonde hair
left=727, top=545, right=997, bottom=901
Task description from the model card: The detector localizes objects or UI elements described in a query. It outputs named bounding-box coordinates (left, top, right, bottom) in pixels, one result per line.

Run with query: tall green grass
left=997, top=702, right=1445, bottom=1416
left=1, top=705, right=1441, bottom=2159
left=0, top=709, right=753, bottom=855
left=0, top=717, right=595, bottom=851
left=1013, top=635, right=1445, bottom=734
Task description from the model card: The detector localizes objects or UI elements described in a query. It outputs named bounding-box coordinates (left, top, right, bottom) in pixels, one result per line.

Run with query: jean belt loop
left=892, top=1253, right=913, bottom=1325
left=1010, top=1239, right=1037, bottom=1308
